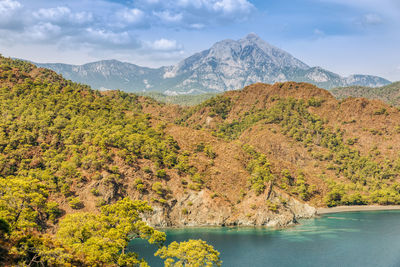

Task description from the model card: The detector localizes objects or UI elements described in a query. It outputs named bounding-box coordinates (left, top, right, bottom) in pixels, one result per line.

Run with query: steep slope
left=177, top=82, right=400, bottom=207
left=162, top=33, right=310, bottom=92
left=35, top=34, right=391, bottom=94
left=331, top=82, right=400, bottom=106
left=1, top=56, right=399, bottom=265
left=0, top=56, right=315, bottom=236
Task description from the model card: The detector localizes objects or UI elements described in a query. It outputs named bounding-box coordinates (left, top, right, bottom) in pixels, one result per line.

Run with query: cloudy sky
left=0, top=0, right=399, bottom=80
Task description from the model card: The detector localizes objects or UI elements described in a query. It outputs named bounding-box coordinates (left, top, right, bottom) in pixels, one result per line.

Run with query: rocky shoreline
left=144, top=190, right=317, bottom=228
left=145, top=201, right=400, bottom=229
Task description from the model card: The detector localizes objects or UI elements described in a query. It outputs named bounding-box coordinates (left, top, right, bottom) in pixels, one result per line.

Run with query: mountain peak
left=239, top=33, right=271, bottom=47
left=244, top=32, right=262, bottom=40
left=35, top=34, right=392, bottom=94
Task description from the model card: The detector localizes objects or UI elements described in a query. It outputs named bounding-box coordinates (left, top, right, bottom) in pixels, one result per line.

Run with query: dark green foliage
left=202, top=95, right=232, bottom=119
left=291, top=172, right=317, bottom=201
left=243, top=145, right=274, bottom=195
left=194, top=142, right=217, bottom=159
left=262, top=99, right=397, bottom=205
left=373, top=108, right=388, bottom=115
left=0, top=56, right=184, bottom=205
left=175, top=95, right=232, bottom=126
left=307, top=97, right=325, bottom=107
left=137, top=92, right=218, bottom=106
left=189, top=173, right=205, bottom=191
left=152, top=182, right=165, bottom=196
left=265, top=200, right=278, bottom=212
left=156, top=169, right=167, bottom=179
left=208, top=96, right=398, bottom=205
left=204, top=145, right=217, bottom=159
left=0, top=56, right=203, bottom=265
left=0, top=219, right=9, bottom=236
left=57, top=198, right=167, bottom=266
left=68, top=197, right=84, bottom=209
left=195, top=142, right=206, bottom=152
left=0, top=218, right=9, bottom=263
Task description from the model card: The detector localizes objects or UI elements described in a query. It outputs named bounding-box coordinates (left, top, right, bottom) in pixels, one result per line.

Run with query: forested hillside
left=1, top=56, right=400, bottom=266
left=0, top=56, right=222, bottom=266
left=331, top=82, right=400, bottom=106
left=137, top=91, right=218, bottom=106
left=176, top=82, right=400, bottom=207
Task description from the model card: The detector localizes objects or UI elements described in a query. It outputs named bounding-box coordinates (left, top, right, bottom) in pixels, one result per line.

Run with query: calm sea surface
left=129, top=211, right=400, bottom=267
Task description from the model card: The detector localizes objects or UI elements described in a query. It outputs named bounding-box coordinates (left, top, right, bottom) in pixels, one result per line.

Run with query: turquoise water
left=129, top=211, right=400, bottom=266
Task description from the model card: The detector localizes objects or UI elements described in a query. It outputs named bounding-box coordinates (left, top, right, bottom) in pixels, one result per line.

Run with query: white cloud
left=190, top=23, right=205, bottom=29
left=115, top=0, right=253, bottom=29
left=153, top=10, right=183, bottom=23
left=174, top=0, right=254, bottom=17
left=141, top=0, right=160, bottom=4
left=27, top=22, right=61, bottom=41
left=0, top=0, right=21, bottom=14
left=211, top=0, right=254, bottom=15
left=149, top=38, right=183, bottom=51
left=0, top=0, right=23, bottom=29
left=0, top=0, right=255, bottom=66
left=118, top=8, right=145, bottom=25
left=362, top=13, right=382, bottom=25
left=314, top=28, right=326, bottom=39
left=85, top=28, right=133, bottom=46
left=33, top=6, right=93, bottom=24
left=34, top=6, right=70, bottom=20
left=314, top=28, right=324, bottom=36
left=135, top=0, right=254, bottom=27
left=73, top=11, right=93, bottom=24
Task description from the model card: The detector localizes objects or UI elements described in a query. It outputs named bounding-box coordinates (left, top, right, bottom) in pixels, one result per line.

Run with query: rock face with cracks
left=144, top=190, right=316, bottom=228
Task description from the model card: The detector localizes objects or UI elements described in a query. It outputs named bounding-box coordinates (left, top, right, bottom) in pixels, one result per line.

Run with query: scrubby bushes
left=202, top=95, right=398, bottom=206
left=0, top=56, right=218, bottom=265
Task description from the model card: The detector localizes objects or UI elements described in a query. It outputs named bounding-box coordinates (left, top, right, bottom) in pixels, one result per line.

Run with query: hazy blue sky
left=0, top=0, right=399, bottom=80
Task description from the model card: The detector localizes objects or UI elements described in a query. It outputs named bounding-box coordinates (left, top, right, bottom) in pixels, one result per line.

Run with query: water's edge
left=132, top=210, right=400, bottom=267
left=317, top=205, right=400, bottom=214
left=154, top=205, right=400, bottom=231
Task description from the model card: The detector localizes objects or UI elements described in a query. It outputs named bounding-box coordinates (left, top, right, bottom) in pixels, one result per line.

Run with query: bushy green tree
left=57, top=198, right=166, bottom=266
left=155, top=239, right=222, bottom=267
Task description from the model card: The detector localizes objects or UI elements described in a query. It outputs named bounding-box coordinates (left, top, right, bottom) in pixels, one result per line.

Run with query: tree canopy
left=155, top=239, right=222, bottom=267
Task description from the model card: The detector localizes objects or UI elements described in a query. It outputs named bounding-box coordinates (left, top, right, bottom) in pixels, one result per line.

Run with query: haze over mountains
left=35, top=34, right=391, bottom=95
left=331, top=82, right=400, bottom=106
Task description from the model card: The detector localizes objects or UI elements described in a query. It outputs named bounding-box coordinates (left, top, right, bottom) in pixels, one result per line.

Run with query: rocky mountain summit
left=35, top=34, right=391, bottom=94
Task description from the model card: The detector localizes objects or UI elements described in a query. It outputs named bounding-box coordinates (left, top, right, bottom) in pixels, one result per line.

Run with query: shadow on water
left=129, top=211, right=400, bottom=267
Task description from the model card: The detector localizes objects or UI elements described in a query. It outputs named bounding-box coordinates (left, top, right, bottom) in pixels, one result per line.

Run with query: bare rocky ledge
left=144, top=202, right=400, bottom=230
left=143, top=190, right=317, bottom=228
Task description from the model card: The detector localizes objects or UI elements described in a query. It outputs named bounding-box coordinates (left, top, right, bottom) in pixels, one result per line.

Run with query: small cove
left=129, top=211, right=400, bottom=267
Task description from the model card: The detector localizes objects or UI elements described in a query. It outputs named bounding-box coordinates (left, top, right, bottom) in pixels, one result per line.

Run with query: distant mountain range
left=331, top=82, right=400, bottom=106
left=34, top=33, right=391, bottom=94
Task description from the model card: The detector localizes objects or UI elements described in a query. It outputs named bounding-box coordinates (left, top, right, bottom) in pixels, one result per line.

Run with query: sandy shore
left=317, top=205, right=400, bottom=214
